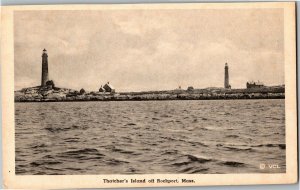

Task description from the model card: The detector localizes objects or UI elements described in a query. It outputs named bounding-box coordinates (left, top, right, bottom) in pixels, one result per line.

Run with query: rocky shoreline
left=15, top=85, right=285, bottom=102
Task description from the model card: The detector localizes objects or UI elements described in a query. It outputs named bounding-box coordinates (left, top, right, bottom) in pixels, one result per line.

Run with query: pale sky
left=14, top=9, right=284, bottom=92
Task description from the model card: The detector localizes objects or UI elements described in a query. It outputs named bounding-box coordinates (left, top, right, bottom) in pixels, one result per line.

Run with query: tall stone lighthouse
left=224, top=63, right=231, bottom=89
left=41, top=49, right=49, bottom=86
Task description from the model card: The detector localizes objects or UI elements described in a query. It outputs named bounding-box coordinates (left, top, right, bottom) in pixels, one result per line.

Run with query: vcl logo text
left=260, top=163, right=280, bottom=169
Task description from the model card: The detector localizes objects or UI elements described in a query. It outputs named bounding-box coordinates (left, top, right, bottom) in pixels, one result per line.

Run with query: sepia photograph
left=2, top=2, right=297, bottom=189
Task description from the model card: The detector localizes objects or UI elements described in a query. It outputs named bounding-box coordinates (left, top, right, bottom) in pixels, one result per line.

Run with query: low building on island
left=246, top=81, right=265, bottom=89
left=79, top=88, right=86, bottom=95
left=99, top=82, right=115, bottom=93
left=99, top=85, right=105, bottom=92
left=187, top=86, right=194, bottom=91
left=104, top=82, right=115, bottom=93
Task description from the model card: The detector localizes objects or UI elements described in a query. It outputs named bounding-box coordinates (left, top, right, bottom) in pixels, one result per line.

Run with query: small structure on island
left=79, top=88, right=86, bottom=95
left=99, top=85, right=105, bottom=92
left=103, top=82, right=115, bottom=93
left=187, top=86, right=194, bottom=91
left=41, top=49, right=49, bottom=86
left=224, top=63, right=231, bottom=89
left=246, top=81, right=265, bottom=89
left=45, top=80, right=55, bottom=88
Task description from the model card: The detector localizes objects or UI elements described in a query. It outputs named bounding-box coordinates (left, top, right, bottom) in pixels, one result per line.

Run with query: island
left=15, top=85, right=284, bottom=102
left=14, top=49, right=285, bottom=102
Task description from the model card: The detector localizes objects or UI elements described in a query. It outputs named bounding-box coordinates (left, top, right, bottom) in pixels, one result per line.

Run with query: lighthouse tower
left=41, top=49, right=49, bottom=86
left=224, top=63, right=231, bottom=89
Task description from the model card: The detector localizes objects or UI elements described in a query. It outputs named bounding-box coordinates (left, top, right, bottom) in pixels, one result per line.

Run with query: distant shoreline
left=14, top=85, right=285, bottom=102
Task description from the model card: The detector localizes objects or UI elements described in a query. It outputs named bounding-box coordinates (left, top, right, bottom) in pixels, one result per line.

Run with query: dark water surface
left=15, top=99, right=285, bottom=174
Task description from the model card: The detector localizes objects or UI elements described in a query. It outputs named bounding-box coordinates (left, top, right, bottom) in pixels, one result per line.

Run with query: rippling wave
left=15, top=99, right=285, bottom=174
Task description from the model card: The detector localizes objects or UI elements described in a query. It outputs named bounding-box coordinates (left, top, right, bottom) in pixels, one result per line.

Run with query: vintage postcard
left=1, top=2, right=298, bottom=189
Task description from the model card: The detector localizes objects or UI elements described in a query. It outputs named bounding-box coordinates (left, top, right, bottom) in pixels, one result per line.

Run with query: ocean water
left=15, top=99, right=285, bottom=175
